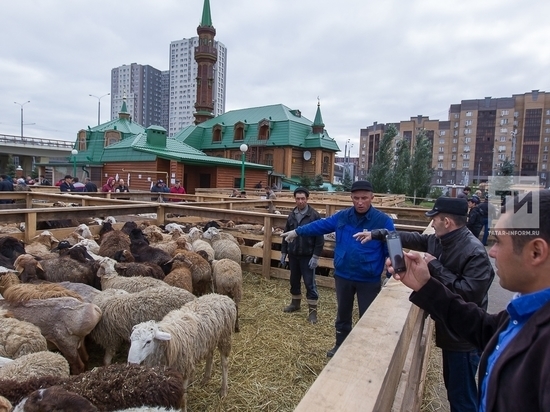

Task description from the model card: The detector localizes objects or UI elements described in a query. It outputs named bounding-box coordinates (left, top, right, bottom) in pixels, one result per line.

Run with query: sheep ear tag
left=155, top=330, right=172, bottom=341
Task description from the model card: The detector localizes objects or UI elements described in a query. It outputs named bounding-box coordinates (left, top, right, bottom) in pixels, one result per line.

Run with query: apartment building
left=359, top=90, right=550, bottom=188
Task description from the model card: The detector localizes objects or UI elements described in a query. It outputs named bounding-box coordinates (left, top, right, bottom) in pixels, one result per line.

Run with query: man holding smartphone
left=281, top=180, right=395, bottom=357
left=355, top=196, right=494, bottom=412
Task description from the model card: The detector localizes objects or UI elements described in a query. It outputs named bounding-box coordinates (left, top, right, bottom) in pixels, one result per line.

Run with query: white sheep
left=211, top=258, right=243, bottom=332
left=187, top=227, right=215, bottom=262
left=128, top=294, right=237, bottom=412
left=0, top=351, right=70, bottom=382
left=24, top=231, right=60, bottom=259
left=202, top=227, right=241, bottom=264
left=90, top=286, right=195, bottom=365
left=97, top=257, right=170, bottom=293
left=0, top=309, right=48, bottom=359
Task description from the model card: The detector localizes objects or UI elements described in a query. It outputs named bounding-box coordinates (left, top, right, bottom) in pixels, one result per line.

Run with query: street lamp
left=14, top=101, right=30, bottom=140
left=240, top=144, right=248, bottom=190
left=71, top=149, right=78, bottom=178
left=343, top=139, right=350, bottom=181
left=89, top=93, right=110, bottom=125
left=477, top=157, right=482, bottom=185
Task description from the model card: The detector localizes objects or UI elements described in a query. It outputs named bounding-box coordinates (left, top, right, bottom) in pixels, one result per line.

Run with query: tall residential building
left=168, top=37, right=226, bottom=135
left=110, top=64, right=167, bottom=129
left=359, top=90, right=550, bottom=188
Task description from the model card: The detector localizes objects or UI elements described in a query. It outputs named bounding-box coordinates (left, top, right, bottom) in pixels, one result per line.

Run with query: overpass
left=0, top=133, right=75, bottom=178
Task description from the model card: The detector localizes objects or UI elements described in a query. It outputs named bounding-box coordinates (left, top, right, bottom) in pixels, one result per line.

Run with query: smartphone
left=385, top=231, right=406, bottom=273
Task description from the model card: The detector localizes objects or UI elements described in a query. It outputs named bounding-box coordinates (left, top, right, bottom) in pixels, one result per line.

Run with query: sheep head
left=128, top=320, right=171, bottom=366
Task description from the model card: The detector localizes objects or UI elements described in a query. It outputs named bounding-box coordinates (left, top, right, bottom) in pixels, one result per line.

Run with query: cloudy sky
left=1, top=0, right=549, bottom=156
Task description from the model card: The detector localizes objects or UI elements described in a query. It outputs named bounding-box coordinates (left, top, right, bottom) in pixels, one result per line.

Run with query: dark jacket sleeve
left=410, top=277, right=506, bottom=350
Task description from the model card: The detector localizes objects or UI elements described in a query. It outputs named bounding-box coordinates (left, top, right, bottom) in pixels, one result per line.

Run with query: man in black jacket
left=59, top=175, right=76, bottom=192
left=280, top=187, right=324, bottom=324
left=467, top=196, right=484, bottom=238
left=355, top=196, right=494, bottom=412
left=387, top=190, right=550, bottom=412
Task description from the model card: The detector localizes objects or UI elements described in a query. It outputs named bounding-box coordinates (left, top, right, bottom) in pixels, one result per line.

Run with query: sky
left=1, top=0, right=549, bottom=157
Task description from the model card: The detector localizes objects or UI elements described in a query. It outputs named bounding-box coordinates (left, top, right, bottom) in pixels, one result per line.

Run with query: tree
left=298, top=175, right=312, bottom=189
left=367, top=124, right=398, bottom=193
left=407, top=130, right=434, bottom=204
left=389, top=139, right=411, bottom=195
left=341, top=172, right=353, bottom=192
left=6, top=155, right=16, bottom=179
left=313, top=174, right=324, bottom=189
left=499, top=157, right=514, bottom=176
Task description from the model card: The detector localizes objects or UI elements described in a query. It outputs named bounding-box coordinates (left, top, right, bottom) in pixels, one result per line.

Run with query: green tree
left=367, top=124, right=397, bottom=193
left=341, top=173, right=353, bottom=192
left=313, top=174, right=324, bottom=189
left=499, top=157, right=514, bottom=176
left=298, top=175, right=312, bottom=189
left=389, top=138, right=411, bottom=195
left=6, top=155, right=16, bottom=179
left=407, top=130, right=434, bottom=204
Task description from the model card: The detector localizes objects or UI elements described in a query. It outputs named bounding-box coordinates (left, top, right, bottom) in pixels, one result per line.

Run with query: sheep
left=96, top=257, right=170, bottom=293
left=202, top=227, right=241, bottom=264
left=1, top=364, right=184, bottom=411
left=0, top=396, right=11, bottom=412
left=163, top=255, right=193, bottom=293
left=128, top=294, right=237, bottom=412
left=0, top=351, right=70, bottom=383
left=74, top=223, right=94, bottom=239
left=244, top=240, right=264, bottom=264
left=211, top=258, right=243, bottom=332
left=98, top=229, right=131, bottom=259
left=0, top=309, right=48, bottom=359
left=151, top=232, right=190, bottom=257
left=24, top=231, right=59, bottom=260
left=90, top=286, right=195, bottom=365
left=187, top=227, right=215, bottom=262
left=0, top=298, right=102, bottom=375
left=56, top=281, right=101, bottom=303
left=168, top=249, right=212, bottom=296
left=13, top=387, right=98, bottom=412
left=0, top=237, right=27, bottom=269
left=0, top=273, right=21, bottom=295
left=1, top=283, right=82, bottom=303
left=0, top=356, right=14, bottom=367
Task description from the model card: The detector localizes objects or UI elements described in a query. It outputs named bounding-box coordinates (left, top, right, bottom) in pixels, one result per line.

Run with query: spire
left=119, top=93, right=131, bottom=120
left=200, top=0, right=213, bottom=27
left=312, top=98, right=325, bottom=134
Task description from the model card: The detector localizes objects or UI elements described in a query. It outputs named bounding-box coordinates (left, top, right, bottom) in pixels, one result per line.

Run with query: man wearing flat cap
left=281, top=180, right=395, bottom=357
left=355, top=196, right=494, bottom=412
left=280, top=187, right=324, bottom=324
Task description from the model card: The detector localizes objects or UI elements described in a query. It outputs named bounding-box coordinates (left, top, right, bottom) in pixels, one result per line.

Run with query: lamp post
left=71, top=149, right=78, bottom=178
left=240, top=144, right=248, bottom=190
left=347, top=143, right=354, bottom=181
left=343, top=138, right=350, bottom=181
left=89, top=93, right=110, bottom=125
left=14, top=101, right=30, bottom=140
left=477, top=157, right=482, bottom=185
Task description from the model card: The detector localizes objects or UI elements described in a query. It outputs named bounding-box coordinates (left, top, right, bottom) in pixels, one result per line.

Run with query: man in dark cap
left=280, top=187, right=324, bottom=324
left=281, top=180, right=395, bottom=356
left=355, top=196, right=494, bottom=412
left=59, top=175, right=76, bottom=192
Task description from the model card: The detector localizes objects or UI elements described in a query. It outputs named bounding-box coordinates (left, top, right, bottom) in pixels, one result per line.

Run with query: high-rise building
left=359, top=90, right=550, bottom=188
left=168, top=37, right=226, bottom=135
left=110, top=64, right=167, bottom=129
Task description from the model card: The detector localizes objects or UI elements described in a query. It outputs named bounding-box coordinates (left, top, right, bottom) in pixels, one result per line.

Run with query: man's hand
left=280, top=253, right=287, bottom=267
left=308, top=255, right=319, bottom=269
left=353, top=230, right=372, bottom=244
left=386, top=251, right=431, bottom=292
left=281, top=230, right=297, bottom=243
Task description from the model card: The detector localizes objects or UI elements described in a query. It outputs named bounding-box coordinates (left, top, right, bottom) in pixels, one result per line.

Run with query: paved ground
left=486, top=246, right=515, bottom=314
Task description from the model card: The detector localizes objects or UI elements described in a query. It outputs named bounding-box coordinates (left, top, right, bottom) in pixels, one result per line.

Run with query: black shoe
left=326, top=344, right=340, bottom=358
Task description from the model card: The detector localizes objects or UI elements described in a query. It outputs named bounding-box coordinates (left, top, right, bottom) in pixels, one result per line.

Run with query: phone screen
left=386, top=232, right=406, bottom=273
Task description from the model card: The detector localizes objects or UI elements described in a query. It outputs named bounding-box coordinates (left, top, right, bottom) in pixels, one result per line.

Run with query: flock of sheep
left=0, top=218, right=248, bottom=412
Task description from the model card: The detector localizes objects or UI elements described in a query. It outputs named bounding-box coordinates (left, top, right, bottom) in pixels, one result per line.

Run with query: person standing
left=355, top=196, right=494, bottom=412
left=169, top=180, right=186, bottom=202
left=101, top=177, right=116, bottom=193
left=280, top=187, right=325, bottom=324
left=72, top=177, right=86, bottom=192
left=84, top=178, right=98, bottom=192
left=115, top=178, right=130, bottom=193
left=151, top=179, right=169, bottom=201
left=265, top=186, right=277, bottom=200
left=281, top=180, right=395, bottom=357
left=467, top=196, right=483, bottom=238
left=478, top=195, right=497, bottom=246
left=0, top=174, right=14, bottom=203
left=39, top=175, right=51, bottom=186
left=457, top=186, right=471, bottom=199
left=59, top=175, right=76, bottom=192
left=387, top=189, right=550, bottom=412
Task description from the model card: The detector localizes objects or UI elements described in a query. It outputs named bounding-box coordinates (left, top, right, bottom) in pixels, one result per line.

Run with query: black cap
left=294, top=187, right=310, bottom=197
left=351, top=180, right=374, bottom=192
left=64, top=175, right=72, bottom=179
left=425, top=197, right=468, bottom=217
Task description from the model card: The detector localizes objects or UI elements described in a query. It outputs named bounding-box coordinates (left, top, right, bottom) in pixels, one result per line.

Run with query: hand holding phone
left=385, top=231, right=406, bottom=273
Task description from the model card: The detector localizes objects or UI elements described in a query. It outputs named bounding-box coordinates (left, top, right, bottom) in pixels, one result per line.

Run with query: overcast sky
left=1, top=0, right=549, bottom=156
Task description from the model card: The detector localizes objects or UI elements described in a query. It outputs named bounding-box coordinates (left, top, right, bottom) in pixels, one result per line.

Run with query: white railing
left=0, top=133, right=74, bottom=149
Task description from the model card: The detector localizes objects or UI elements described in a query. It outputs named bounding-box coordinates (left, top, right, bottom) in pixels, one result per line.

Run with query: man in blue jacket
left=281, top=180, right=395, bottom=357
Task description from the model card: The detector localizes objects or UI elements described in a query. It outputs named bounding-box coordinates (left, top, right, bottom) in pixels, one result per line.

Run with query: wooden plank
left=295, top=279, right=415, bottom=412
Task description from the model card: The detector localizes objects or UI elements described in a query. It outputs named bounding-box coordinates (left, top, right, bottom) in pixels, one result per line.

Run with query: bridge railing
left=0, top=133, right=74, bottom=148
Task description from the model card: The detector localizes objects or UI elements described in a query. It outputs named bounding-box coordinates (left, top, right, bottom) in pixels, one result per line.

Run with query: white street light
left=89, top=93, right=110, bottom=125
left=240, top=144, right=248, bottom=190
left=71, top=149, right=78, bottom=177
left=14, top=101, right=30, bottom=140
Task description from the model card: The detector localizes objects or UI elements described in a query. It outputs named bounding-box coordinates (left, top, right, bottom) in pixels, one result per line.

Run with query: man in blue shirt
left=387, top=189, right=550, bottom=412
left=281, top=180, right=395, bottom=357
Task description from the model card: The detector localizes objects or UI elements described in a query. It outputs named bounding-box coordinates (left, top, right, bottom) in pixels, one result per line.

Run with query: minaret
left=193, top=0, right=217, bottom=125
left=312, top=98, right=325, bottom=134
left=119, top=94, right=131, bottom=121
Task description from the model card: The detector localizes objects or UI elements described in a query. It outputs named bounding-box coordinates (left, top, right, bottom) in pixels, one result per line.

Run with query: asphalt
left=485, top=245, right=515, bottom=314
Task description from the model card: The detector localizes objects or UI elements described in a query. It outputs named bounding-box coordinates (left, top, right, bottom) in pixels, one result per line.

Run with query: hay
left=420, top=335, right=449, bottom=412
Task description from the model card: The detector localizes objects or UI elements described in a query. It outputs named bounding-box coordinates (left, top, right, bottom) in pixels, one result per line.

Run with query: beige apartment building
left=359, top=90, right=550, bottom=189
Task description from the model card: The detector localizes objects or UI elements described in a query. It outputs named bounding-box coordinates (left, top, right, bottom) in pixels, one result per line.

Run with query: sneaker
left=326, top=344, right=340, bottom=358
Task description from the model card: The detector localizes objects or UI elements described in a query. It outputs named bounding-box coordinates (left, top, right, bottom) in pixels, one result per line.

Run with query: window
left=466, top=111, right=472, bottom=117
left=453, top=138, right=458, bottom=144
left=451, top=163, right=456, bottom=169
left=436, top=179, right=442, bottom=184
left=500, top=119, right=509, bottom=125
left=465, top=120, right=472, bottom=126
left=462, top=154, right=470, bottom=160
left=500, top=136, right=506, bottom=142
left=439, top=147, right=444, bottom=153
left=438, top=155, right=444, bottom=161
left=454, top=114, right=459, bottom=119
left=437, top=162, right=443, bottom=169
left=464, top=137, right=471, bottom=143
left=498, top=145, right=506, bottom=152
left=464, top=128, right=471, bottom=134
left=439, top=139, right=445, bottom=144
left=501, top=110, right=509, bottom=116
left=233, top=122, right=245, bottom=141
left=500, top=128, right=508, bottom=133
left=462, top=162, right=469, bottom=168
left=452, top=155, right=457, bottom=160
left=212, top=124, right=223, bottom=142
left=464, top=145, right=470, bottom=152
left=258, top=119, right=270, bottom=140
left=440, top=130, right=446, bottom=136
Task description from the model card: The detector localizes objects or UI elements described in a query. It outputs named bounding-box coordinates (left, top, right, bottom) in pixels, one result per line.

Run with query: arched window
left=104, top=130, right=121, bottom=147
left=234, top=122, right=245, bottom=142
left=212, top=124, right=223, bottom=143
left=258, top=119, right=270, bottom=140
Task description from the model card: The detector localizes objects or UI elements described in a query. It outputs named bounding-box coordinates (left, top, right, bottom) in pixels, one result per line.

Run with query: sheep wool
left=202, top=227, right=242, bottom=264
left=211, top=258, right=243, bottom=332
left=128, top=293, right=237, bottom=412
left=0, top=351, right=70, bottom=383
left=0, top=309, right=48, bottom=359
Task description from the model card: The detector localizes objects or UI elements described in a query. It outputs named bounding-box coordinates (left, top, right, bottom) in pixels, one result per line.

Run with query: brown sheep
left=98, top=230, right=131, bottom=259
left=170, top=249, right=212, bottom=296
left=2, top=283, right=83, bottom=303
left=163, top=254, right=193, bottom=293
